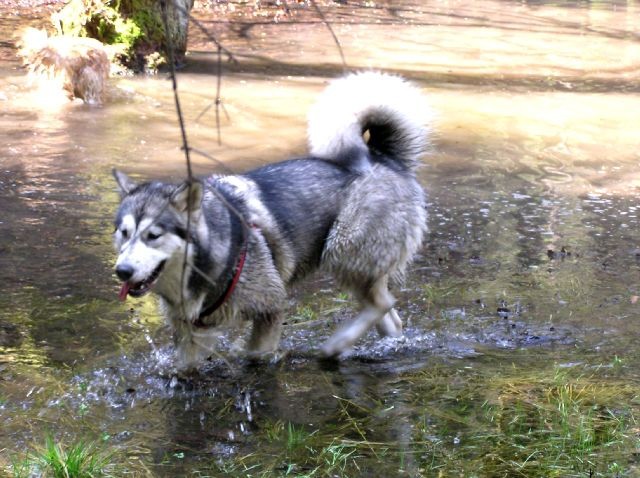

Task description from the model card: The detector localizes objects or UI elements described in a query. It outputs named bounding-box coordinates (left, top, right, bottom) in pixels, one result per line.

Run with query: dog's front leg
left=247, top=311, right=283, bottom=356
left=171, top=317, right=219, bottom=370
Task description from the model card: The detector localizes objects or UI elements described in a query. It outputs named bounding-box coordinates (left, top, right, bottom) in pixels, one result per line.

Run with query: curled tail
left=307, top=72, right=432, bottom=171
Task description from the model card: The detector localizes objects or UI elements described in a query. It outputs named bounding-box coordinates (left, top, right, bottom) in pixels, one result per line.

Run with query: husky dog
left=18, top=28, right=109, bottom=105
left=113, top=72, right=430, bottom=368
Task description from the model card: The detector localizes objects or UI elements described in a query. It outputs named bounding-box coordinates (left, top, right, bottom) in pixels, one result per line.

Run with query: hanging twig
left=182, top=145, right=235, bottom=175
left=214, top=44, right=226, bottom=146
left=160, top=0, right=252, bottom=300
left=167, top=1, right=237, bottom=64
left=310, top=0, right=347, bottom=71
left=160, top=0, right=195, bottom=323
left=195, top=45, right=230, bottom=147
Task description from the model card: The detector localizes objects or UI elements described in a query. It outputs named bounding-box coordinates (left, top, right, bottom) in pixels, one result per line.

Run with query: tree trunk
left=161, top=0, right=195, bottom=66
left=53, top=0, right=195, bottom=72
left=119, top=0, right=195, bottom=69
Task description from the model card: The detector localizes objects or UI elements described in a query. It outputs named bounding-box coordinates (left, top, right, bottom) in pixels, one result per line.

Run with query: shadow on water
left=1, top=0, right=640, bottom=475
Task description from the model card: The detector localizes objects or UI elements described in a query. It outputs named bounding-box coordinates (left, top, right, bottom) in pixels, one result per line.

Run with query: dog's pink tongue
left=118, top=283, right=130, bottom=301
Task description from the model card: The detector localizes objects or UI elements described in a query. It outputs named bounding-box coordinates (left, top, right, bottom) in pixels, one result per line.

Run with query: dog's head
left=112, top=169, right=203, bottom=300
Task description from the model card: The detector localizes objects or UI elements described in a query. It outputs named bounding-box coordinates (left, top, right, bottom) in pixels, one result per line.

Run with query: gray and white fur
left=112, top=72, right=431, bottom=369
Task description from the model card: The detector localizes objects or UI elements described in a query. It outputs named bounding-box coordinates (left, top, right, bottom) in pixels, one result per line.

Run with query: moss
left=50, top=0, right=192, bottom=73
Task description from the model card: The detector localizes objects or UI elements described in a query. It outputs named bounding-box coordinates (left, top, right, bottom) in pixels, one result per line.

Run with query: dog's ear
left=113, top=169, right=137, bottom=196
left=171, top=180, right=203, bottom=215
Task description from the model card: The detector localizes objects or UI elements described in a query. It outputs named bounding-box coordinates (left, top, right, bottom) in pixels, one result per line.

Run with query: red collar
left=193, top=239, right=248, bottom=328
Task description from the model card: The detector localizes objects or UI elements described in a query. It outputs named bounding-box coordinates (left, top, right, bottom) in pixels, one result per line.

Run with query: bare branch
left=160, top=0, right=195, bottom=322
left=310, top=0, right=347, bottom=71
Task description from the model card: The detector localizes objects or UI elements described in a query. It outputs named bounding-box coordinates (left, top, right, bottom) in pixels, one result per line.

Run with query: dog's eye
left=121, top=229, right=129, bottom=239
left=147, top=231, right=163, bottom=241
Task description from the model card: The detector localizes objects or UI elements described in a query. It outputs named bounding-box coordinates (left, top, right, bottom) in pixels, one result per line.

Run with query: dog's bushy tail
left=307, top=72, right=432, bottom=171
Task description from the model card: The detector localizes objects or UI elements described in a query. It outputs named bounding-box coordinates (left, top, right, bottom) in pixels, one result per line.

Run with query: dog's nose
left=115, top=264, right=134, bottom=282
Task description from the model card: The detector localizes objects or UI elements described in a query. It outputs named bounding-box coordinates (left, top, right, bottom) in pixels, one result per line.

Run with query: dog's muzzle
left=117, top=261, right=166, bottom=301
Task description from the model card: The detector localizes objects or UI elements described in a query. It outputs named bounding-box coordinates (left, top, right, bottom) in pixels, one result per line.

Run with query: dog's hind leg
left=321, top=276, right=394, bottom=357
left=376, top=308, right=403, bottom=337
left=247, top=311, right=283, bottom=357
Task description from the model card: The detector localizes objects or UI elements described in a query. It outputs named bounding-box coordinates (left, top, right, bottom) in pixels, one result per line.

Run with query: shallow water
left=1, top=0, right=640, bottom=475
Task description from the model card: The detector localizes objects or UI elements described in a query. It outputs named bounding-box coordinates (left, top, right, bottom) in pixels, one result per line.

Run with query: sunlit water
left=1, top=0, right=640, bottom=475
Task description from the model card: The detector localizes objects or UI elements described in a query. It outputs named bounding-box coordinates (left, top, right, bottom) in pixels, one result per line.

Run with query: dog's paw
left=319, top=338, right=352, bottom=359
left=229, top=337, right=247, bottom=357
left=245, top=349, right=286, bottom=365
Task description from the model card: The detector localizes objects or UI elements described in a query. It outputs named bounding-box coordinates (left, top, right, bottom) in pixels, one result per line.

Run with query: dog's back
left=247, top=72, right=430, bottom=284
left=239, top=73, right=431, bottom=356
left=245, top=158, right=352, bottom=282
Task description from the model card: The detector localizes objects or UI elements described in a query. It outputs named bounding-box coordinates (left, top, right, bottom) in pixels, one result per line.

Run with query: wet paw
left=320, top=338, right=351, bottom=358
left=245, top=349, right=286, bottom=364
left=228, top=337, right=247, bottom=357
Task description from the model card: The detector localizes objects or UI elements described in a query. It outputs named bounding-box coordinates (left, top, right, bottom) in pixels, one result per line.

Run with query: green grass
left=212, top=440, right=360, bottom=478
left=289, top=305, right=317, bottom=324
left=8, top=456, right=32, bottom=478
left=286, top=423, right=315, bottom=452
left=285, top=291, right=356, bottom=327
left=8, top=436, right=113, bottom=478
left=263, top=419, right=286, bottom=443
left=259, top=419, right=316, bottom=450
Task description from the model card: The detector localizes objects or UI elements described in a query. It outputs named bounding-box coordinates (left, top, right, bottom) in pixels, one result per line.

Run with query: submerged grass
left=212, top=440, right=361, bottom=478
left=475, top=366, right=637, bottom=476
left=421, top=281, right=465, bottom=314
left=286, top=291, right=356, bottom=326
left=2, top=305, right=639, bottom=478
left=205, top=359, right=640, bottom=477
left=2, top=357, right=639, bottom=477
left=400, top=361, right=640, bottom=477
left=202, top=416, right=363, bottom=477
